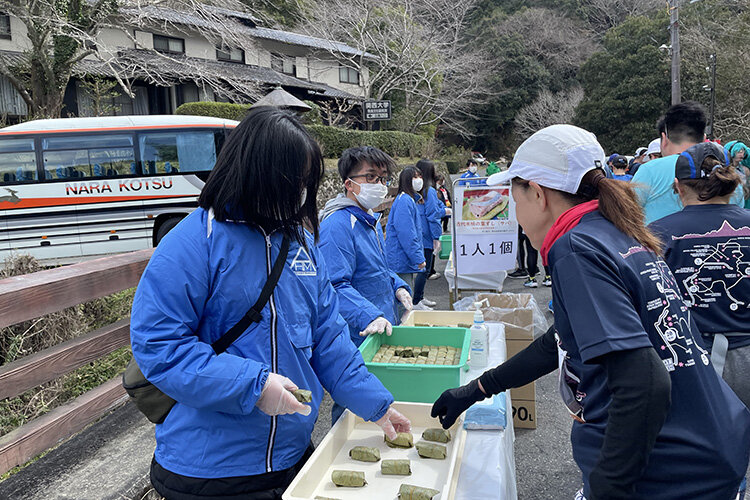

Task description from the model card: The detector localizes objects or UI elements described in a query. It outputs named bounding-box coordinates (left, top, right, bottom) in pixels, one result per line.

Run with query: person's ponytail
left=679, top=158, right=741, bottom=201
left=566, top=170, right=663, bottom=254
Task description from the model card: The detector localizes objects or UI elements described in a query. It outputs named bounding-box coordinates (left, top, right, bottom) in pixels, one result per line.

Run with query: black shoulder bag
left=123, top=236, right=291, bottom=424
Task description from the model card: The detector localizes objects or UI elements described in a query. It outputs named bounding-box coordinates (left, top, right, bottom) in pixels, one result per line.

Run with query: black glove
left=430, top=378, right=486, bottom=429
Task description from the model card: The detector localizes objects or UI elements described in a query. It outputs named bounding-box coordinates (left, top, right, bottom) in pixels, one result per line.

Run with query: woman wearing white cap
left=432, top=124, right=750, bottom=499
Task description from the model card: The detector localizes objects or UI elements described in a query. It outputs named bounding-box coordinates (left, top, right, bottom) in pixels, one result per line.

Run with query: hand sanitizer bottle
left=469, top=302, right=489, bottom=369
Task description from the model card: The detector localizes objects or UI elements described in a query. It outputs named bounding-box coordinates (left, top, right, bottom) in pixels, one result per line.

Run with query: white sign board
left=452, top=178, right=518, bottom=276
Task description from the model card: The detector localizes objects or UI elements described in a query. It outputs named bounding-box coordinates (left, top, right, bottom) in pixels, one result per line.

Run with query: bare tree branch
left=514, top=87, right=584, bottom=142
left=303, top=0, right=496, bottom=137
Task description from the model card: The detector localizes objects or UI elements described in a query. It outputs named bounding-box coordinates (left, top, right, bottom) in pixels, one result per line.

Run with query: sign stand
left=450, top=176, right=518, bottom=305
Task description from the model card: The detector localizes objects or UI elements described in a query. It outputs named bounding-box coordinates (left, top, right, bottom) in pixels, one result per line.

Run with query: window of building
left=153, top=35, right=185, bottom=55
left=0, top=15, right=10, bottom=40
left=216, top=47, right=244, bottom=63
left=271, top=54, right=295, bottom=75
left=339, top=66, right=360, bottom=85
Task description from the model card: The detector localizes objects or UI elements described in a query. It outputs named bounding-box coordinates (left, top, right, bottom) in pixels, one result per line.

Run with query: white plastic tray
left=283, top=402, right=467, bottom=500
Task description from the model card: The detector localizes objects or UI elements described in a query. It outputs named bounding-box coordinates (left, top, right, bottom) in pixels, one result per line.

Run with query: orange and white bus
left=0, top=115, right=238, bottom=264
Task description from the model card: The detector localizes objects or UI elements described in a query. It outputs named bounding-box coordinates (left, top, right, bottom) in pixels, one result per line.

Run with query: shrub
left=175, top=102, right=251, bottom=121
left=176, top=101, right=430, bottom=159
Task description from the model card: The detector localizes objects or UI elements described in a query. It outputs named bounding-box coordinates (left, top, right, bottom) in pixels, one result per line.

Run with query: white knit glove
left=374, top=407, right=412, bottom=441
left=256, top=373, right=312, bottom=417
left=444, top=207, right=453, bottom=216
left=359, top=316, right=392, bottom=337
left=396, top=287, right=413, bottom=311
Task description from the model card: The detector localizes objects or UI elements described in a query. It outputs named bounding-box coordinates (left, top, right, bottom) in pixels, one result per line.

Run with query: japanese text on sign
left=363, top=100, right=392, bottom=121
left=452, top=180, right=518, bottom=275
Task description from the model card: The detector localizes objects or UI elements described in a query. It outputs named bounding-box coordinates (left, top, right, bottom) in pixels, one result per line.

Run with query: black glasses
left=349, top=174, right=392, bottom=186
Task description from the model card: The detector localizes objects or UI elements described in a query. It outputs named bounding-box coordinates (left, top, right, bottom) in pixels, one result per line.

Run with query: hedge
left=175, top=101, right=429, bottom=159
left=175, top=101, right=251, bottom=121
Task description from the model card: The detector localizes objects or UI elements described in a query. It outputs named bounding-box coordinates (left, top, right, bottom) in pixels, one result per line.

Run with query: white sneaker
left=428, top=272, right=441, bottom=280
left=421, top=298, right=437, bottom=307
left=413, top=303, right=434, bottom=311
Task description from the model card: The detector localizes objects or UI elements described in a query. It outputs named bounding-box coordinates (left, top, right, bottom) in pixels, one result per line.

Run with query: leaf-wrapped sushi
left=331, top=470, right=366, bottom=487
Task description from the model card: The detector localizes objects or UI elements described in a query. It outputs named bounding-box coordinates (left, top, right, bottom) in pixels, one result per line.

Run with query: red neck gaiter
left=540, top=200, right=599, bottom=266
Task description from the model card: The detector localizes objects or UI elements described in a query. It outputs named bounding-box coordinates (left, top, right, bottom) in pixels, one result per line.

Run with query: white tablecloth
left=444, top=256, right=507, bottom=293
left=455, top=322, right=517, bottom=500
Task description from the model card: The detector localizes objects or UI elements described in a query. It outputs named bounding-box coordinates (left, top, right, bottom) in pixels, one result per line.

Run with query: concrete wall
left=0, top=16, right=31, bottom=52
left=183, top=34, right=215, bottom=59
left=96, top=27, right=134, bottom=56
left=134, top=30, right=152, bottom=49
left=308, top=57, right=366, bottom=97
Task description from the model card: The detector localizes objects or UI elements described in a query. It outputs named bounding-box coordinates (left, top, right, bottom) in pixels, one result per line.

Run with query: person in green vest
left=485, top=161, right=500, bottom=176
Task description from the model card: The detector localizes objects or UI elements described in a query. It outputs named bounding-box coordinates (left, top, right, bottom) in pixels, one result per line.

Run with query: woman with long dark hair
left=650, top=142, right=750, bottom=408
left=414, top=159, right=449, bottom=308
left=386, top=166, right=426, bottom=300
left=130, top=107, right=409, bottom=500
left=432, top=125, right=750, bottom=499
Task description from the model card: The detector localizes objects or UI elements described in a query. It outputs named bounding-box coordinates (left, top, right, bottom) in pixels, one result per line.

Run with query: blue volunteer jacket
left=130, top=208, right=393, bottom=479
left=386, top=193, right=425, bottom=273
left=417, top=186, right=446, bottom=248
left=319, top=199, right=409, bottom=345
left=459, top=171, right=484, bottom=186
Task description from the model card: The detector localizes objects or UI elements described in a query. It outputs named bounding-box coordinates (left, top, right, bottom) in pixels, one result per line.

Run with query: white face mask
left=469, top=165, right=478, bottom=174
left=412, top=178, right=424, bottom=192
left=351, top=180, right=388, bottom=210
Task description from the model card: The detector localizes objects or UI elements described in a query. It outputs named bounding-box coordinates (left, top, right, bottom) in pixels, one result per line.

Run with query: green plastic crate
left=358, top=326, right=470, bottom=403
left=438, top=234, right=452, bottom=260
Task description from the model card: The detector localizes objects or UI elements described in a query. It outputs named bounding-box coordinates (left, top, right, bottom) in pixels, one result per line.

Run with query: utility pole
left=669, top=0, right=681, bottom=105
left=707, top=53, right=717, bottom=139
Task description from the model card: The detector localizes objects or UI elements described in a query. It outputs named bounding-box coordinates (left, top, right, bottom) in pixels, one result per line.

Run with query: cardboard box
left=510, top=383, right=536, bottom=401
left=402, top=310, right=475, bottom=327
left=474, top=293, right=535, bottom=340
left=511, top=398, right=537, bottom=429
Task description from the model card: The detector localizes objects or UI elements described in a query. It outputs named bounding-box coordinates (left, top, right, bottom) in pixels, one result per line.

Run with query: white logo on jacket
left=290, top=247, right=317, bottom=276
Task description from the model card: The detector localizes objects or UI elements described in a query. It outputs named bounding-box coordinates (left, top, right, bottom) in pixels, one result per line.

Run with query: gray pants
left=397, top=273, right=414, bottom=322
left=722, top=344, right=750, bottom=409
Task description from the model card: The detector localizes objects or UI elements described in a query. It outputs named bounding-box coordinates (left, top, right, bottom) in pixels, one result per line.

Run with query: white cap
left=486, top=124, right=605, bottom=194
left=645, top=138, right=661, bottom=156
left=634, top=147, right=647, bottom=157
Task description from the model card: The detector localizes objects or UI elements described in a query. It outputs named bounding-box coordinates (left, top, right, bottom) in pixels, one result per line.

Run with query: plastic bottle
left=469, top=302, right=489, bottom=369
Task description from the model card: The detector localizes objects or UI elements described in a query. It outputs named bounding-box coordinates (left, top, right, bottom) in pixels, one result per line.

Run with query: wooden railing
left=0, top=249, right=153, bottom=476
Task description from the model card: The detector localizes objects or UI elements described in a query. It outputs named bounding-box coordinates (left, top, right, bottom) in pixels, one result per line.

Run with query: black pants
left=150, top=444, right=315, bottom=500
left=516, top=229, right=539, bottom=276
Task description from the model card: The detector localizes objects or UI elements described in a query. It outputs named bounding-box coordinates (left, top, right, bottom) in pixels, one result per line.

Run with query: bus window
left=0, top=138, right=37, bottom=184
left=42, top=134, right=135, bottom=179
left=139, top=130, right=218, bottom=175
